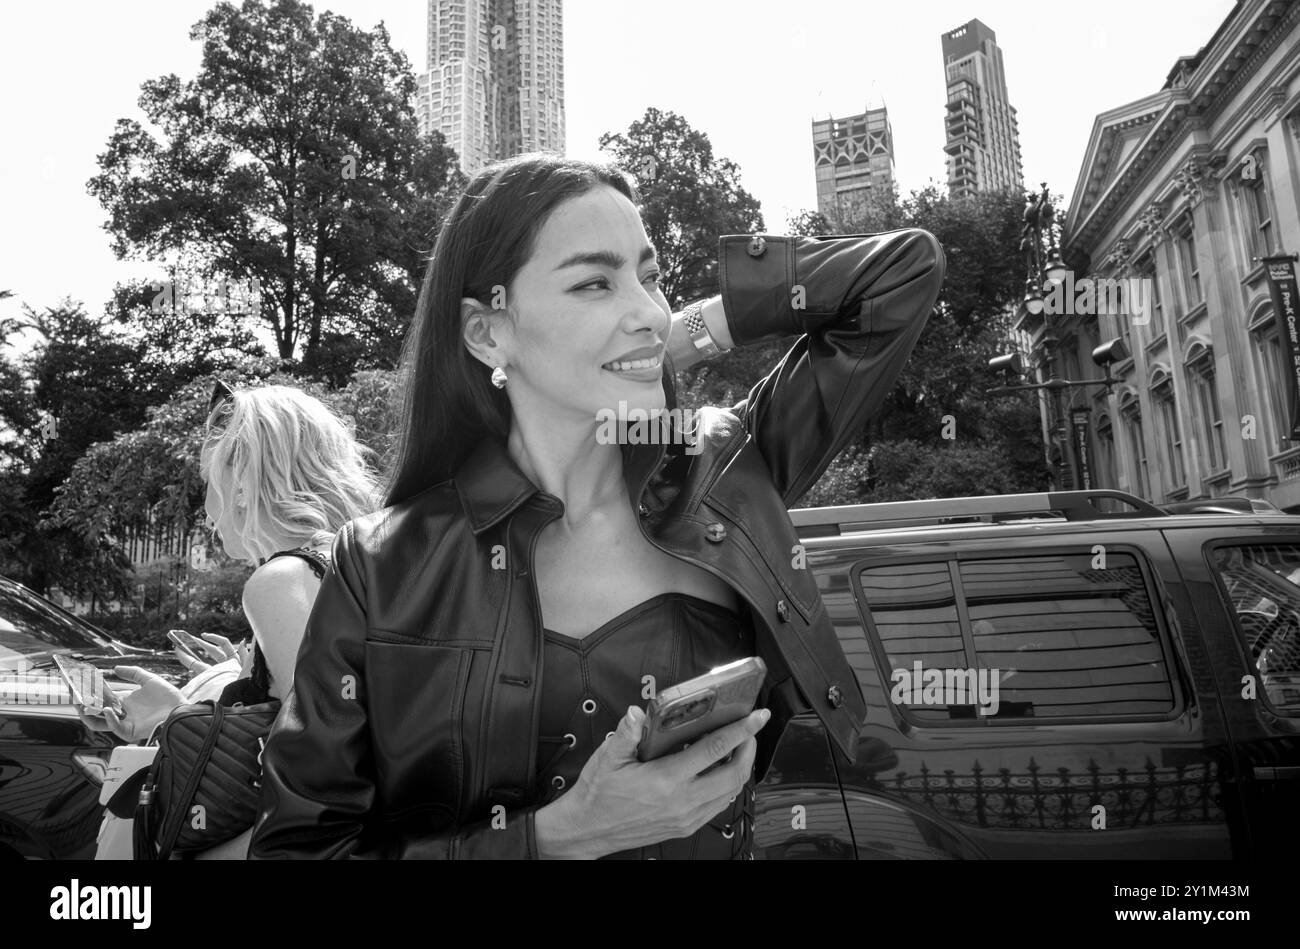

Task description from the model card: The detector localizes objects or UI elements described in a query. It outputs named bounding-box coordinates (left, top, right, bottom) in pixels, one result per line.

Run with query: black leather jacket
left=250, top=227, right=945, bottom=859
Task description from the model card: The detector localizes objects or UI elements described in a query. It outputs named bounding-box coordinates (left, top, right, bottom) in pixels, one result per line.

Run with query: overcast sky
left=0, top=0, right=1237, bottom=333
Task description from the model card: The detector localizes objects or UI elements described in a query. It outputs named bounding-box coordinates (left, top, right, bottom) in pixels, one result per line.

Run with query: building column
left=1178, top=157, right=1272, bottom=496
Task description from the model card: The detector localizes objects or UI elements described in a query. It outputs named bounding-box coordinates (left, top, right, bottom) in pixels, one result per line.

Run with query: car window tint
left=858, top=562, right=965, bottom=722
left=858, top=551, right=1174, bottom=723
left=0, top=583, right=107, bottom=661
left=960, top=553, right=1172, bottom=718
left=1210, top=543, right=1300, bottom=712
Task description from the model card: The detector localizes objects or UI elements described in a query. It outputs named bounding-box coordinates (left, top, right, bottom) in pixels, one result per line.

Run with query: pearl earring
left=490, top=366, right=508, bottom=389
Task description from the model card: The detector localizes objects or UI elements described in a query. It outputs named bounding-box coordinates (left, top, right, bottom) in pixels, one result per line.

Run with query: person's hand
left=170, top=629, right=236, bottom=665
left=95, top=666, right=186, bottom=742
left=235, top=639, right=255, bottom=677
left=173, top=645, right=211, bottom=675
left=535, top=705, right=769, bottom=859
left=197, top=633, right=240, bottom=663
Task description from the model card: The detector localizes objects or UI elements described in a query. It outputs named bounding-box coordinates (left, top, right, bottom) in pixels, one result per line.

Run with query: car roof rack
left=1160, top=497, right=1280, bottom=515
left=789, top=489, right=1166, bottom=538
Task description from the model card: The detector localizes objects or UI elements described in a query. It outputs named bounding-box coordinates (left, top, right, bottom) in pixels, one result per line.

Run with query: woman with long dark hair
left=250, top=152, right=944, bottom=859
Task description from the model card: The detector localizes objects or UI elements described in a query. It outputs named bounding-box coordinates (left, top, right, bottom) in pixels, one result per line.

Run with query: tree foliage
left=599, top=107, right=764, bottom=309
left=88, top=0, right=464, bottom=367
left=0, top=302, right=159, bottom=593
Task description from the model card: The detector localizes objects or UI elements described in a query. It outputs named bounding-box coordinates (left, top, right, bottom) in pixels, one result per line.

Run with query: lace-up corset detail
left=538, top=592, right=757, bottom=860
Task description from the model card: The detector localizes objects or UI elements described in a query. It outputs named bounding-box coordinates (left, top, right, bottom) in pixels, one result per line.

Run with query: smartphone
left=636, top=656, right=767, bottom=764
left=52, top=654, right=124, bottom=715
left=168, top=629, right=207, bottom=662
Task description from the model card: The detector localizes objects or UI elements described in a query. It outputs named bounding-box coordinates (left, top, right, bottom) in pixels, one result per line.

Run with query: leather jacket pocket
left=363, top=641, right=475, bottom=820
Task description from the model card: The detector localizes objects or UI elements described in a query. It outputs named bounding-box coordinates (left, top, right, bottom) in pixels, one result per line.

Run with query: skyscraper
left=940, top=19, right=1024, bottom=198
left=812, top=105, right=896, bottom=221
left=417, top=0, right=565, bottom=176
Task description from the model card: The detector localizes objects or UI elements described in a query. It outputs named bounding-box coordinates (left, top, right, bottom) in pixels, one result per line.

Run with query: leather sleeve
left=721, top=229, right=946, bottom=507
left=248, top=522, right=540, bottom=860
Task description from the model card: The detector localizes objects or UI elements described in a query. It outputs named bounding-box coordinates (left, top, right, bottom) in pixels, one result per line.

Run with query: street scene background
left=5, top=0, right=1292, bottom=654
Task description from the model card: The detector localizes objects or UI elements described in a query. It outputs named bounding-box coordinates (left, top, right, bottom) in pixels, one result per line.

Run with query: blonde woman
left=85, top=381, right=379, bottom=858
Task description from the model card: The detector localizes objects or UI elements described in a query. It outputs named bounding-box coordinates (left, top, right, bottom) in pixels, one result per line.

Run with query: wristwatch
left=681, top=301, right=721, bottom=360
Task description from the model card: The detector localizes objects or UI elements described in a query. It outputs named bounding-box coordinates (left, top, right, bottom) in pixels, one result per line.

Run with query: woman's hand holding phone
left=86, top=666, right=186, bottom=743
left=533, top=704, right=769, bottom=859
left=168, top=629, right=239, bottom=668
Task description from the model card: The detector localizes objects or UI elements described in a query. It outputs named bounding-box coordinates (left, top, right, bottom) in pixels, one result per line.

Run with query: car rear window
left=857, top=549, right=1175, bottom=723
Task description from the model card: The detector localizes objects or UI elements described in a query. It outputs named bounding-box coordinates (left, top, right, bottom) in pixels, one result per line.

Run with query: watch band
left=682, top=301, right=721, bottom=360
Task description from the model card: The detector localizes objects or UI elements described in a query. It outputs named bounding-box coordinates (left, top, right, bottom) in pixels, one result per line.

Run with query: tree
left=0, top=302, right=153, bottom=593
left=599, top=108, right=764, bottom=309
left=106, top=258, right=268, bottom=393
left=88, top=0, right=464, bottom=367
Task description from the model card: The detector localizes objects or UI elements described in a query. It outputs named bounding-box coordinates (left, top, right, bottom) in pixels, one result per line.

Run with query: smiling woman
left=250, top=152, right=946, bottom=860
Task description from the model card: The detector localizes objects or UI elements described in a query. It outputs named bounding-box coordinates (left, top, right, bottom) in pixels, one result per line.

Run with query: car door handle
left=1252, top=766, right=1300, bottom=780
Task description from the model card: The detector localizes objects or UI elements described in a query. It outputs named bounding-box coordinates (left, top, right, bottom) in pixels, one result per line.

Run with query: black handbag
left=128, top=546, right=328, bottom=860
left=131, top=698, right=281, bottom=860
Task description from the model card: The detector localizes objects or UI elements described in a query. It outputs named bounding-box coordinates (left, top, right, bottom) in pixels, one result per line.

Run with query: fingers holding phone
left=536, top=658, right=770, bottom=858
left=168, top=629, right=222, bottom=666
left=198, top=633, right=239, bottom=663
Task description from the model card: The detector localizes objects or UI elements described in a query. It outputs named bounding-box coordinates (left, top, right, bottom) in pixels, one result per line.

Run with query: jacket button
left=747, top=235, right=766, bottom=257
left=705, top=523, right=727, bottom=543
left=827, top=685, right=844, bottom=709
left=776, top=599, right=790, bottom=622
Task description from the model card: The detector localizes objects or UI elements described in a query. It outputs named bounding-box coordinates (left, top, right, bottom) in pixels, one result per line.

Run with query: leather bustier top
left=537, top=592, right=757, bottom=860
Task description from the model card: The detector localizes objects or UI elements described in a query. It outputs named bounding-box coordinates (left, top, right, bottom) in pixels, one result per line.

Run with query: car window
left=858, top=549, right=1175, bottom=723
left=1209, top=543, right=1300, bottom=712
left=857, top=562, right=966, bottom=723
left=0, top=582, right=112, bottom=663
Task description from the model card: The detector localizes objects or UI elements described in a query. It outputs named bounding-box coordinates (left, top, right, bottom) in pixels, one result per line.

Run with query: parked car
left=749, top=489, right=1300, bottom=859
left=0, top=575, right=184, bottom=859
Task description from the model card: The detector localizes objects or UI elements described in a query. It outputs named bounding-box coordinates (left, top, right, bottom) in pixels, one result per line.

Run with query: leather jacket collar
left=454, top=430, right=670, bottom=533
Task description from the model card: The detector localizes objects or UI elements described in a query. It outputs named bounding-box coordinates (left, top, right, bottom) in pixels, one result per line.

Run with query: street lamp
left=1020, top=182, right=1070, bottom=306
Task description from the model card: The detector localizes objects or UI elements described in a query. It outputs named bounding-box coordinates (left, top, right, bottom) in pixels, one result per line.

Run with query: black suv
left=749, top=489, right=1300, bottom=860
left=0, top=575, right=183, bottom=859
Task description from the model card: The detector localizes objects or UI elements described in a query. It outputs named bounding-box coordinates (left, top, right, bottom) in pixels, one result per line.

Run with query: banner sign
left=1263, top=254, right=1300, bottom=440
left=1071, top=408, right=1093, bottom=491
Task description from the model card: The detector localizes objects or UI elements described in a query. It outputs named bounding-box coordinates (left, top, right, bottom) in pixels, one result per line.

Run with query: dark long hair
left=386, top=152, right=661, bottom=507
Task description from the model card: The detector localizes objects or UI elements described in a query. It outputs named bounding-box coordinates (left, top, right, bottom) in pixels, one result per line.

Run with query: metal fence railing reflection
left=887, top=757, right=1223, bottom=829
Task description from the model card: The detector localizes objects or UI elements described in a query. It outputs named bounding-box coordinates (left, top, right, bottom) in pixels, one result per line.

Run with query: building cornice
left=1064, top=0, right=1300, bottom=254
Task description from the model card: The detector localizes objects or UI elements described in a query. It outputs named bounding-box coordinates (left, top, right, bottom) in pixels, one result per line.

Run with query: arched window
left=1096, top=413, right=1116, bottom=488
left=1150, top=368, right=1185, bottom=491
left=1249, top=304, right=1293, bottom=455
left=1185, top=343, right=1225, bottom=474
left=1119, top=392, right=1149, bottom=499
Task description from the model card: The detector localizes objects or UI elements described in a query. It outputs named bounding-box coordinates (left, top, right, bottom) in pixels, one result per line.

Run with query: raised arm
left=673, top=229, right=945, bottom=506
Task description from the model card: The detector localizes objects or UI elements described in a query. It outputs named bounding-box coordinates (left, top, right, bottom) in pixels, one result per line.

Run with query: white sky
left=0, top=0, right=1238, bottom=334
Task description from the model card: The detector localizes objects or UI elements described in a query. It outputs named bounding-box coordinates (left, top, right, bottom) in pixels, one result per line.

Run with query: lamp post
left=996, top=182, right=1124, bottom=488
left=1019, top=182, right=1070, bottom=317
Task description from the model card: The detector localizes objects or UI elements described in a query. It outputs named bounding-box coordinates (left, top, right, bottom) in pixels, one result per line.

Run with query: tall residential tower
left=812, top=105, right=897, bottom=221
left=941, top=19, right=1023, bottom=197
left=417, top=0, right=565, bottom=175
